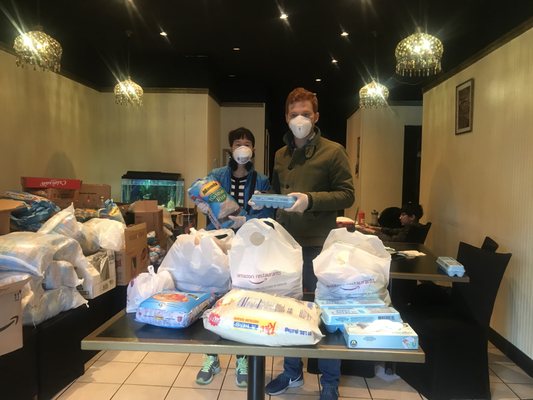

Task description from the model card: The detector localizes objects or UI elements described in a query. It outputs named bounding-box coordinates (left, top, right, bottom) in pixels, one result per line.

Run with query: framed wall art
left=455, top=79, right=474, bottom=135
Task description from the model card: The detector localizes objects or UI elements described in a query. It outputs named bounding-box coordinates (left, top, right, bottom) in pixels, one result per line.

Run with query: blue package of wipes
left=250, top=194, right=296, bottom=209
left=135, top=290, right=214, bottom=328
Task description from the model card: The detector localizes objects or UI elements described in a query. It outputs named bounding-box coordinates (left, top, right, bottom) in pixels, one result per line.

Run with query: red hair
left=285, top=87, right=318, bottom=113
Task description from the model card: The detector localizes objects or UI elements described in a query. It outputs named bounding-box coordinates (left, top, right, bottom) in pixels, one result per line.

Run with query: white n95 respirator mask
left=289, top=115, right=313, bottom=139
left=232, top=146, right=253, bottom=164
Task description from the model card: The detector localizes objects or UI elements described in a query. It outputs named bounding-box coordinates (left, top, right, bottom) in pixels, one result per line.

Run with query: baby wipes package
left=188, top=178, right=242, bottom=229
left=135, top=290, right=214, bottom=328
left=250, top=194, right=296, bottom=209
left=202, top=289, right=323, bottom=346
left=343, top=320, right=419, bottom=349
left=321, top=306, right=402, bottom=333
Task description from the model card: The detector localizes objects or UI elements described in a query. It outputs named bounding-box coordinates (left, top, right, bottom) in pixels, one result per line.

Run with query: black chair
left=397, top=242, right=512, bottom=400
left=405, top=222, right=432, bottom=244
left=481, top=236, right=499, bottom=252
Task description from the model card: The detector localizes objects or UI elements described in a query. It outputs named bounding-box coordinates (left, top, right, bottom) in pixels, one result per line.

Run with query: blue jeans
left=282, top=246, right=340, bottom=388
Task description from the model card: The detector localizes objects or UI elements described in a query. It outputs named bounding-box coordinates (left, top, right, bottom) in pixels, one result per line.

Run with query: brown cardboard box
left=0, top=276, right=30, bottom=356
left=0, top=199, right=25, bottom=235
left=115, top=223, right=149, bottom=285
left=131, top=200, right=165, bottom=249
left=77, top=250, right=117, bottom=299
left=74, top=183, right=112, bottom=209
left=25, top=188, right=79, bottom=209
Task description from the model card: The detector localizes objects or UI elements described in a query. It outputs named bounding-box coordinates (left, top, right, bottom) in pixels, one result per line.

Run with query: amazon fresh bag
left=314, top=228, right=391, bottom=303
left=202, top=289, right=323, bottom=346
left=158, top=228, right=234, bottom=296
left=229, top=218, right=302, bottom=299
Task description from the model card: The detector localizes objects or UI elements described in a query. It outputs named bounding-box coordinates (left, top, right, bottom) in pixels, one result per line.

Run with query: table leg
left=247, top=355, right=265, bottom=400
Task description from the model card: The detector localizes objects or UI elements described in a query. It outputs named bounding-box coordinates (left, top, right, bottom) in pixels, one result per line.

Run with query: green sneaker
left=196, top=355, right=221, bottom=385
left=235, top=356, right=248, bottom=387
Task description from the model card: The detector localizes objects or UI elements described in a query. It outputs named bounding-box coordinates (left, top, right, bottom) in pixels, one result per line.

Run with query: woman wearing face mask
left=195, top=127, right=273, bottom=388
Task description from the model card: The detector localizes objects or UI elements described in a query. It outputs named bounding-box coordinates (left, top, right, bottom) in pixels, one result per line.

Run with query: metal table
left=82, top=311, right=425, bottom=400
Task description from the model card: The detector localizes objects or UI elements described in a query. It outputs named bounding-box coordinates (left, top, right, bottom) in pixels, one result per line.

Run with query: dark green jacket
left=272, top=128, right=355, bottom=247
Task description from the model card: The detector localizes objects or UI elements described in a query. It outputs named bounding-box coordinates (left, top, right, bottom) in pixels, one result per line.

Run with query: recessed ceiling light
left=331, top=58, right=338, bottom=64
left=280, top=12, right=288, bottom=20
left=160, top=31, right=167, bottom=37
left=233, top=47, right=240, bottom=51
left=228, top=74, right=237, bottom=78
left=315, top=78, right=322, bottom=82
left=341, top=31, right=349, bottom=37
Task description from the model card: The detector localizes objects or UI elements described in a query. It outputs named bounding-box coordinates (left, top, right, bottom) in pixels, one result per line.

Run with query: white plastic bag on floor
left=314, top=228, right=391, bottom=302
left=126, top=265, right=175, bottom=313
left=229, top=218, right=303, bottom=299
left=159, top=228, right=233, bottom=295
left=202, top=289, right=323, bottom=346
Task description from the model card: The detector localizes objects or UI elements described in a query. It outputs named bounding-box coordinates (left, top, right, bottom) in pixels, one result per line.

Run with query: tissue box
left=250, top=194, right=296, bottom=209
left=343, top=322, right=419, bottom=349
left=321, top=306, right=401, bottom=333
left=437, top=256, right=465, bottom=277
left=315, top=297, right=385, bottom=309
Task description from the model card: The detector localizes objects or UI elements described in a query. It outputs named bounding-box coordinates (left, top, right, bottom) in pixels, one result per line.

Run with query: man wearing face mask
left=264, top=88, right=355, bottom=400
left=195, top=127, right=273, bottom=388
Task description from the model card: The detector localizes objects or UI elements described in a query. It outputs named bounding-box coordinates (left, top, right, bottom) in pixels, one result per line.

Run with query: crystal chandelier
left=13, top=27, right=62, bottom=72
left=359, top=81, right=389, bottom=109
left=114, top=77, right=143, bottom=106
left=395, top=32, right=443, bottom=77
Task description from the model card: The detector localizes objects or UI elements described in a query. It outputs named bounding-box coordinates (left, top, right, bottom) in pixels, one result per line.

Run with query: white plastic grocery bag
left=314, top=228, right=391, bottom=302
left=229, top=218, right=303, bottom=299
left=126, top=265, right=175, bottom=313
left=159, top=228, right=234, bottom=295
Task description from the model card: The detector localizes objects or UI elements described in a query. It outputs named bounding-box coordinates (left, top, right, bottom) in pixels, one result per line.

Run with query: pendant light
left=359, top=31, right=389, bottom=109
left=114, top=30, right=143, bottom=106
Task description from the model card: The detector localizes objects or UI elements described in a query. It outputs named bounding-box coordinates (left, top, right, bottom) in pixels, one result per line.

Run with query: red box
left=21, top=177, right=82, bottom=190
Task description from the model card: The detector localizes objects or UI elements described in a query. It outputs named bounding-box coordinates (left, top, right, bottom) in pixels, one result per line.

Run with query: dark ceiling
left=1, top=0, right=532, bottom=146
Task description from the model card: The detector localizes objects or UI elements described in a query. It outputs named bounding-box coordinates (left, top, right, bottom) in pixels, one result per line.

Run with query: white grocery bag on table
left=159, top=228, right=233, bottom=295
left=314, top=228, right=391, bottom=302
left=229, top=218, right=303, bottom=299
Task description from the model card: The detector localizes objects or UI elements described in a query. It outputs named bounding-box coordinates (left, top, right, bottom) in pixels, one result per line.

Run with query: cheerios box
left=343, top=321, right=419, bottom=349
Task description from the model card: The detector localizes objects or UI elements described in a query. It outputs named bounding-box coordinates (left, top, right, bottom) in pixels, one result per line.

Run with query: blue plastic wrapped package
left=250, top=194, right=296, bottom=209
left=2, top=191, right=60, bottom=232
left=135, top=290, right=214, bottom=328
left=188, top=177, right=242, bottom=229
left=321, top=306, right=402, bottom=333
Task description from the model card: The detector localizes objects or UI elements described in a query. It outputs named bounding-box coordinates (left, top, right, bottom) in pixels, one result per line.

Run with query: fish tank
left=121, top=171, right=184, bottom=209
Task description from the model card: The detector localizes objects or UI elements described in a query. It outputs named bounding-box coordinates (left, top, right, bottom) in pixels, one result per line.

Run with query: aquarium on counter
left=121, top=171, right=184, bottom=209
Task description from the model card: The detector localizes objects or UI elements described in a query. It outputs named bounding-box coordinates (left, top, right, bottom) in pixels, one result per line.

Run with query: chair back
left=452, top=241, right=511, bottom=328
left=405, top=222, right=432, bottom=244
left=481, top=236, right=499, bottom=252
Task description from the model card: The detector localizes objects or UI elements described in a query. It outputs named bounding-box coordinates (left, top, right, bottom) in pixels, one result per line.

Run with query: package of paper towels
left=202, top=289, right=323, bottom=346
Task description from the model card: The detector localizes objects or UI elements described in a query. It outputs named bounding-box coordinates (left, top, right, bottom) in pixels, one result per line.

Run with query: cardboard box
left=77, top=250, right=117, bottom=299
left=74, top=183, right=112, bottom=209
left=21, top=177, right=82, bottom=190
left=0, top=199, right=25, bottom=235
left=0, top=276, right=31, bottom=356
left=131, top=200, right=165, bottom=248
left=25, top=188, right=79, bottom=209
left=115, top=223, right=149, bottom=285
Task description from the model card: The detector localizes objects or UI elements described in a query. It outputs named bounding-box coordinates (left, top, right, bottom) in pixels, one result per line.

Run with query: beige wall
left=420, top=27, right=533, bottom=358
left=220, top=104, right=266, bottom=174
left=346, top=106, right=422, bottom=221
left=0, top=49, right=265, bottom=224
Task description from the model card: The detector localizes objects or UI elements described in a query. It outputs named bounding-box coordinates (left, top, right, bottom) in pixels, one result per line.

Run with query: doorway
left=402, top=125, right=422, bottom=205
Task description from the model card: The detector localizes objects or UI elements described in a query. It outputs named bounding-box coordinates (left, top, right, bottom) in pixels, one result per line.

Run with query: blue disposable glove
left=247, top=190, right=264, bottom=210
left=228, top=215, right=246, bottom=229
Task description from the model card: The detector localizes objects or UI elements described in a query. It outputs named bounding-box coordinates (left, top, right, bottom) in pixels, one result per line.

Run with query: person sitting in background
left=377, top=206, right=402, bottom=229
left=358, top=203, right=423, bottom=242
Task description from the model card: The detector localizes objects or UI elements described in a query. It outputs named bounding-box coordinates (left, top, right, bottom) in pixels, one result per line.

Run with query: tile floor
left=53, top=342, right=533, bottom=400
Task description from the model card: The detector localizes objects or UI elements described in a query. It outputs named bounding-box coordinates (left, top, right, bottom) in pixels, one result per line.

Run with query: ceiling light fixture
left=233, top=47, right=240, bottom=51
left=114, top=30, right=143, bottom=106
left=395, top=31, right=443, bottom=76
left=359, top=31, right=389, bottom=109
left=159, top=31, right=167, bottom=37
left=280, top=12, right=288, bottom=20
left=315, top=78, right=322, bottom=82
left=341, top=31, right=349, bottom=37
left=331, top=58, right=338, bottom=64
left=359, top=81, right=389, bottom=108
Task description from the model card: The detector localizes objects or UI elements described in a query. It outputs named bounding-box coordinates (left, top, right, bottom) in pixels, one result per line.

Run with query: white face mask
left=232, top=145, right=253, bottom=164
left=289, top=115, right=313, bottom=139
